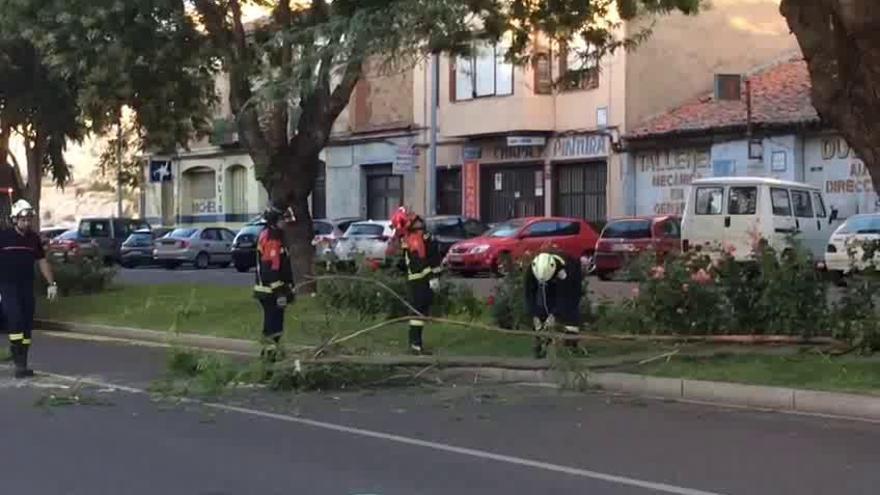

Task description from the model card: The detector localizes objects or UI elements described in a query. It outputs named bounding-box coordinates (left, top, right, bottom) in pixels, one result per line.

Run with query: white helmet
left=531, top=253, right=562, bottom=283
left=11, top=199, right=35, bottom=219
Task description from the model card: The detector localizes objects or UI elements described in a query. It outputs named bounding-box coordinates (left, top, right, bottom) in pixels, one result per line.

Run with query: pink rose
left=650, top=265, right=666, bottom=280
left=691, top=268, right=712, bottom=285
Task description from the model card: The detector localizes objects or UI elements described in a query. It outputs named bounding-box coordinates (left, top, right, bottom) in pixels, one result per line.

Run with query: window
left=662, top=219, right=681, bottom=239
left=79, top=220, right=111, bottom=239
left=428, top=219, right=464, bottom=237
left=201, top=229, right=220, bottom=241
left=557, top=221, right=581, bottom=236
left=728, top=187, right=757, bottom=215
left=314, top=221, right=334, bottom=236
left=791, top=190, right=814, bottom=218
left=771, top=188, right=792, bottom=216
left=487, top=219, right=526, bottom=238
left=838, top=215, right=880, bottom=234
left=812, top=192, right=827, bottom=218
left=602, top=220, right=652, bottom=239
left=453, top=40, right=514, bottom=101
left=170, top=228, right=197, bottom=239
left=221, top=230, right=236, bottom=242
left=523, top=221, right=560, bottom=238
left=346, top=224, right=384, bottom=237
left=560, top=38, right=599, bottom=91
left=695, top=187, right=723, bottom=215
left=463, top=220, right=488, bottom=237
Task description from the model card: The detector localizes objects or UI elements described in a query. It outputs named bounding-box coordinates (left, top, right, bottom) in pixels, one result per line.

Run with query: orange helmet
left=390, top=206, right=410, bottom=235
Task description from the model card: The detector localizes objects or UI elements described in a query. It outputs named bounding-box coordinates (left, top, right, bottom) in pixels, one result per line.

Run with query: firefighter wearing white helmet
left=524, top=251, right=583, bottom=358
left=0, top=199, right=57, bottom=378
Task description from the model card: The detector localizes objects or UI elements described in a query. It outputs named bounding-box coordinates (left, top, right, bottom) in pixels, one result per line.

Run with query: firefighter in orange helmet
left=393, top=209, right=442, bottom=354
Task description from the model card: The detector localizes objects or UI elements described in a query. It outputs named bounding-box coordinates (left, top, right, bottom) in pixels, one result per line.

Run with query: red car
left=445, top=217, right=600, bottom=276
left=594, top=216, right=681, bottom=280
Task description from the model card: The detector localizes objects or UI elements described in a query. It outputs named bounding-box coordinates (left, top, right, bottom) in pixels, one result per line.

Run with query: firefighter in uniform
left=1, top=200, right=57, bottom=378
left=524, top=252, right=583, bottom=358
left=392, top=208, right=441, bottom=355
left=254, top=206, right=294, bottom=361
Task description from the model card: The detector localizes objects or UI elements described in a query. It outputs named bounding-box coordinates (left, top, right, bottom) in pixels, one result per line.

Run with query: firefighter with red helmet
left=253, top=205, right=295, bottom=361
left=394, top=208, right=442, bottom=355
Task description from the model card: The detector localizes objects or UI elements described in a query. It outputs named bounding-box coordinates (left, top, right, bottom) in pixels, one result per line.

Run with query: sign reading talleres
left=634, top=148, right=711, bottom=215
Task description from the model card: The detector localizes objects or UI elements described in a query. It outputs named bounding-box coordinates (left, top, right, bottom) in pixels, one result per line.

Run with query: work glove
left=276, top=296, right=288, bottom=308
left=544, top=314, right=556, bottom=329
left=533, top=317, right=544, bottom=331
left=47, top=283, right=58, bottom=302
left=429, top=278, right=440, bottom=292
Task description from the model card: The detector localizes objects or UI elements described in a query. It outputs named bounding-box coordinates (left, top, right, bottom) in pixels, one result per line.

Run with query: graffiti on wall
left=806, top=136, right=879, bottom=217
left=635, top=148, right=711, bottom=215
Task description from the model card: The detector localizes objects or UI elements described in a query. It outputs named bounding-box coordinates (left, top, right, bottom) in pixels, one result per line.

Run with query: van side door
left=725, top=185, right=759, bottom=256
left=769, top=187, right=797, bottom=252
left=791, top=189, right=822, bottom=258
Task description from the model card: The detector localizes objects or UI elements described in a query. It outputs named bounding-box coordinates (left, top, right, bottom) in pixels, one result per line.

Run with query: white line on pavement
left=36, top=370, right=725, bottom=495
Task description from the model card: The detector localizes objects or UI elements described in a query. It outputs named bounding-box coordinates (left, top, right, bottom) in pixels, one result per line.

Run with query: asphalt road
left=117, top=266, right=636, bottom=301
left=2, top=333, right=879, bottom=495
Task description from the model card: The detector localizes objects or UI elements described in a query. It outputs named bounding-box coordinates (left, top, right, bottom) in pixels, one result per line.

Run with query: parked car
left=231, top=221, right=265, bottom=272
left=333, top=220, right=394, bottom=262
left=825, top=213, right=880, bottom=276
left=47, top=229, right=99, bottom=262
left=445, top=217, right=600, bottom=276
left=594, top=216, right=681, bottom=280
left=120, top=228, right=172, bottom=268
left=313, top=219, right=345, bottom=260
left=78, top=217, right=151, bottom=264
left=40, top=227, right=69, bottom=248
left=426, top=215, right=489, bottom=258
left=681, top=177, right=837, bottom=260
left=154, top=227, right=237, bottom=269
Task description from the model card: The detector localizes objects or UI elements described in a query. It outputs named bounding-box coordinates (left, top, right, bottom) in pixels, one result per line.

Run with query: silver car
left=153, top=227, right=237, bottom=269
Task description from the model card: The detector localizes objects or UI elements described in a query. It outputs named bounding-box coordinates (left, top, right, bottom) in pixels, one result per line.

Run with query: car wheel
left=218, top=261, right=231, bottom=269
left=120, top=261, right=134, bottom=269
left=581, top=251, right=596, bottom=275
left=164, top=261, right=180, bottom=270
left=234, top=263, right=250, bottom=273
left=597, top=270, right=614, bottom=282
left=493, top=252, right=513, bottom=277
left=195, top=252, right=210, bottom=270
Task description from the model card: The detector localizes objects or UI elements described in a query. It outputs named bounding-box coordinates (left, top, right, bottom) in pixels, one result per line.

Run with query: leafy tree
left=190, top=0, right=702, bottom=280
left=780, top=1, right=880, bottom=193
left=0, top=0, right=216, bottom=217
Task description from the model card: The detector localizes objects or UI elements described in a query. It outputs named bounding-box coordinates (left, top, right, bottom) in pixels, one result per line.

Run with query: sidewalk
left=37, top=319, right=880, bottom=422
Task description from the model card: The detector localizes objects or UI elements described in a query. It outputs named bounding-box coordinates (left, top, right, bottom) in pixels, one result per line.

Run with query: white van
left=681, top=177, right=837, bottom=260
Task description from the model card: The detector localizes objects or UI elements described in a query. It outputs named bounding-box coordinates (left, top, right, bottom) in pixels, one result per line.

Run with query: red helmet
left=390, top=206, right=410, bottom=234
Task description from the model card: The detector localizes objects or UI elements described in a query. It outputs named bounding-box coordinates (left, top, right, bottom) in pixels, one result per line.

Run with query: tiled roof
left=627, top=59, right=820, bottom=139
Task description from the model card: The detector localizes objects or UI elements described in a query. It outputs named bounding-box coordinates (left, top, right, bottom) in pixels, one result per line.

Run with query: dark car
left=594, top=216, right=681, bottom=280
left=78, top=217, right=151, bottom=264
left=40, top=227, right=69, bottom=249
left=426, top=215, right=488, bottom=258
left=231, top=221, right=266, bottom=272
left=120, top=228, right=172, bottom=268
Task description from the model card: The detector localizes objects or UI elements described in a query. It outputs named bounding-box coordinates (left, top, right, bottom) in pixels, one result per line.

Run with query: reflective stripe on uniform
left=564, top=325, right=580, bottom=334
left=432, top=267, right=443, bottom=274
left=408, top=267, right=432, bottom=281
left=254, top=286, right=273, bottom=293
left=8, top=333, right=24, bottom=342
left=22, top=339, right=31, bottom=345
left=255, top=281, right=287, bottom=293
left=409, top=320, right=425, bottom=327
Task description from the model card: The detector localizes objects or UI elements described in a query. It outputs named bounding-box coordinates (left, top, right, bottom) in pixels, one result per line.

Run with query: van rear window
left=602, top=220, right=652, bottom=239
left=695, top=187, right=723, bottom=215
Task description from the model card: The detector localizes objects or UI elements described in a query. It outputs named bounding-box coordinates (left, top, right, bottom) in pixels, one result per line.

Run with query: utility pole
left=427, top=52, right=439, bottom=216
left=116, top=115, right=123, bottom=218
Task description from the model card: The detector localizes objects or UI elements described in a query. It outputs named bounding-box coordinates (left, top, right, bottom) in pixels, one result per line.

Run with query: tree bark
left=780, top=0, right=880, bottom=193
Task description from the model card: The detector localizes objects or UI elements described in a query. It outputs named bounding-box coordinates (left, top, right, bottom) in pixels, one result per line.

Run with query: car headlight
left=469, top=245, right=490, bottom=255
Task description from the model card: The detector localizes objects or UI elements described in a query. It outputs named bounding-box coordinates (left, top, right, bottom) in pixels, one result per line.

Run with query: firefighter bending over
left=524, top=252, right=583, bottom=359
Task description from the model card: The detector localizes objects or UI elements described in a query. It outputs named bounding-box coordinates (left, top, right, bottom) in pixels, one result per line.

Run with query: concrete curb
left=36, top=319, right=261, bottom=355
left=38, top=319, right=880, bottom=422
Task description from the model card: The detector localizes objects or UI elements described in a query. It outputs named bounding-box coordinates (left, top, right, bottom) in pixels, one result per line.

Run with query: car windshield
left=346, top=224, right=384, bottom=237
left=602, top=220, right=653, bottom=239
left=485, top=220, right=525, bottom=238
left=427, top=218, right=461, bottom=236
left=237, top=225, right=264, bottom=237
left=839, top=215, right=880, bottom=234
left=57, top=230, right=78, bottom=240
left=169, top=228, right=197, bottom=239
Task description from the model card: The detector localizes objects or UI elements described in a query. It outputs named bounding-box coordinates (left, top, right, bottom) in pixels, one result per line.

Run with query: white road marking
left=33, top=370, right=724, bottom=495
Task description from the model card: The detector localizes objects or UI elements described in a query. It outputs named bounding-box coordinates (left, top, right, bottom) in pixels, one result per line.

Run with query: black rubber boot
left=408, top=326, right=430, bottom=355
left=12, top=343, right=34, bottom=379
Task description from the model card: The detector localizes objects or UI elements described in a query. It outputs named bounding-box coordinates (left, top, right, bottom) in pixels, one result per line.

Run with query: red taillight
left=178, top=240, right=189, bottom=249
left=682, top=239, right=690, bottom=252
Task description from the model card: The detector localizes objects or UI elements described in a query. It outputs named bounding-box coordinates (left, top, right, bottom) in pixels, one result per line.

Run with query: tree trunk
left=780, top=0, right=880, bottom=193
left=262, top=151, right=319, bottom=293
